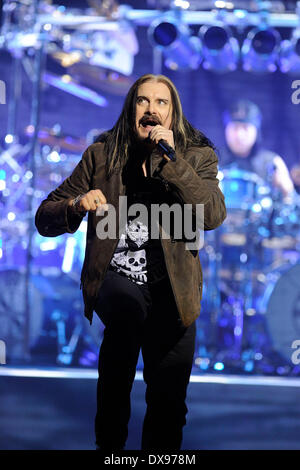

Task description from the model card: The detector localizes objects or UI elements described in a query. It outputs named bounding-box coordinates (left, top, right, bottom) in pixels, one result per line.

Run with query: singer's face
left=135, top=80, right=173, bottom=141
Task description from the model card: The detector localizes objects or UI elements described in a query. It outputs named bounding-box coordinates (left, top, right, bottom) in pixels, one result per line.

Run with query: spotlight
left=148, top=18, right=202, bottom=71
left=279, top=29, right=300, bottom=74
left=241, top=27, right=281, bottom=72
left=199, top=24, right=240, bottom=72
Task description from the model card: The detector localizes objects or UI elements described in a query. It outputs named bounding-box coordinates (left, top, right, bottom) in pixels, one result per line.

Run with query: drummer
left=290, top=164, right=300, bottom=195
left=221, top=100, right=295, bottom=202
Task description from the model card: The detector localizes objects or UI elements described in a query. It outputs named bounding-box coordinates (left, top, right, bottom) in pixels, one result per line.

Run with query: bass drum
left=264, top=263, right=300, bottom=363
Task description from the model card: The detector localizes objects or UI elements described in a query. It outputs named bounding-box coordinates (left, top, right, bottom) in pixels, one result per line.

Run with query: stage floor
left=1, top=367, right=300, bottom=450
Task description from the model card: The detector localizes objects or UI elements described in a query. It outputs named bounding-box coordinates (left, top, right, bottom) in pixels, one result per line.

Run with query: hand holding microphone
left=148, top=125, right=176, bottom=162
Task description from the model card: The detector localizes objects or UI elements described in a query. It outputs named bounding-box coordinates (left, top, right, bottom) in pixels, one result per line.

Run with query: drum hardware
left=24, top=273, right=103, bottom=366
left=0, top=0, right=98, bottom=361
left=263, top=199, right=300, bottom=249
left=67, top=62, right=135, bottom=96
left=0, top=143, right=31, bottom=174
left=42, top=72, right=108, bottom=107
left=87, top=0, right=119, bottom=18
left=24, top=125, right=87, bottom=154
left=258, top=263, right=300, bottom=363
left=196, top=167, right=300, bottom=374
left=42, top=5, right=137, bottom=94
left=51, top=309, right=83, bottom=366
left=0, top=268, right=44, bottom=362
left=2, top=2, right=300, bottom=372
left=197, top=229, right=223, bottom=356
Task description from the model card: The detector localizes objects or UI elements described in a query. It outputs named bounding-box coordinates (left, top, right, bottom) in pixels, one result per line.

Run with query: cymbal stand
left=51, top=310, right=83, bottom=366
left=6, top=53, right=22, bottom=142
left=24, top=30, right=46, bottom=361
left=200, top=227, right=222, bottom=359
left=231, top=209, right=260, bottom=359
left=3, top=0, right=47, bottom=361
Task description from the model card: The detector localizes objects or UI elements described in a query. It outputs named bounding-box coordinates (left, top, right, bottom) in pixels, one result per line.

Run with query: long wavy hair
left=96, top=74, right=215, bottom=179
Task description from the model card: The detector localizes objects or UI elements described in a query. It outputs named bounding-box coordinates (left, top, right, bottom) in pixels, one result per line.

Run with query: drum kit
left=0, top=124, right=106, bottom=365
left=0, top=0, right=132, bottom=366
left=196, top=166, right=300, bottom=375
left=1, top=1, right=300, bottom=373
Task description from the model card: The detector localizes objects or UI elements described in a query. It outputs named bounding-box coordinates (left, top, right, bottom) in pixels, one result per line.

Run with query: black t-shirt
left=109, top=161, right=169, bottom=285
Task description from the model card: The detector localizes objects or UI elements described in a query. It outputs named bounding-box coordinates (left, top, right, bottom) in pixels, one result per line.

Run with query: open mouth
left=140, top=116, right=161, bottom=129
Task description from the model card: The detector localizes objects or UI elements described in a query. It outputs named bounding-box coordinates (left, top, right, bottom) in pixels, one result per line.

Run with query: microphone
left=157, top=139, right=176, bottom=162
left=147, top=131, right=176, bottom=161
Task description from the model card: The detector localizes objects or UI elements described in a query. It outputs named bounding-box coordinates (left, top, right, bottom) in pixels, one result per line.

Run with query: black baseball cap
left=223, top=100, right=262, bottom=128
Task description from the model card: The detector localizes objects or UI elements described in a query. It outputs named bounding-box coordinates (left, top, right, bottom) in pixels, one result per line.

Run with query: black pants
left=94, top=268, right=196, bottom=451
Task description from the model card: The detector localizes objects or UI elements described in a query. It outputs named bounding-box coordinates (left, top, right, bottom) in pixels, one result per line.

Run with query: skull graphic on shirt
left=110, top=218, right=148, bottom=283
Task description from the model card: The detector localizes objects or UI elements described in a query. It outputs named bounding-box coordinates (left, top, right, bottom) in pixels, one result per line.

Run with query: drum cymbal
left=68, top=63, right=134, bottom=96
left=49, top=52, right=134, bottom=96
left=291, top=165, right=300, bottom=186
left=25, top=126, right=87, bottom=153
left=221, top=233, right=247, bottom=246
left=262, top=236, right=297, bottom=250
left=37, top=13, right=117, bottom=29
left=49, top=53, right=134, bottom=96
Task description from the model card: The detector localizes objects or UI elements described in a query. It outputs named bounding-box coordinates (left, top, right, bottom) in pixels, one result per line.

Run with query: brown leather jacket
left=35, top=142, right=226, bottom=327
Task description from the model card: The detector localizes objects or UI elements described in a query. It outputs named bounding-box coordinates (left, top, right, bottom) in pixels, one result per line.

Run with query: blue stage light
left=4, top=134, right=14, bottom=144
left=62, top=237, right=77, bottom=273
left=258, top=226, right=270, bottom=238
left=260, top=197, right=273, bottom=209
left=289, top=212, right=298, bottom=223
left=275, top=216, right=284, bottom=225
left=195, top=357, right=210, bottom=370
left=199, top=24, right=240, bottom=72
left=252, top=203, right=262, bottom=213
left=148, top=18, right=202, bottom=71
left=7, top=212, right=16, bottom=221
left=47, top=151, right=61, bottom=163
left=0, top=169, right=6, bottom=180
left=12, top=174, right=20, bottom=183
left=234, top=326, right=242, bottom=336
left=244, top=360, right=254, bottom=372
left=279, top=29, right=300, bottom=74
left=240, top=253, right=247, bottom=263
left=213, top=362, right=225, bottom=371
left=242, top=27, right=281, bottom=72
left=40, top=240, right=57, bottom=251
left=230, top=181, right=239, bottom=192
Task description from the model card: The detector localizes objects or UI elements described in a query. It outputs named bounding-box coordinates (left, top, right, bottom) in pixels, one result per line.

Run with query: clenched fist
left=69, top=189, right=108, bottom=213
